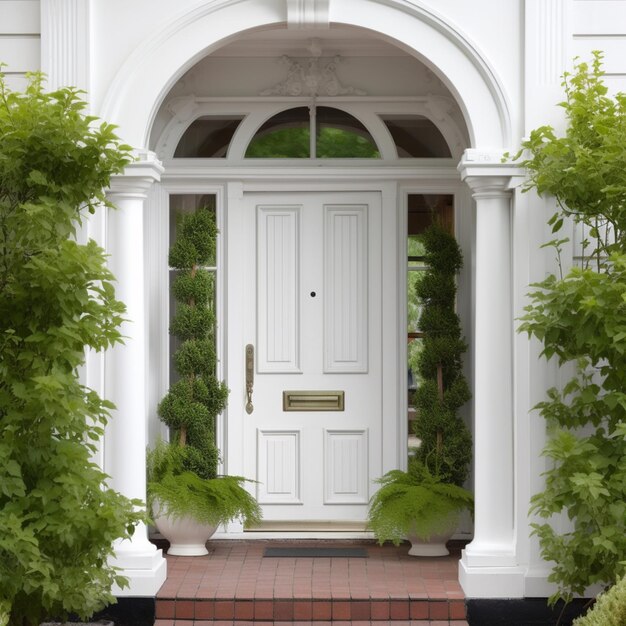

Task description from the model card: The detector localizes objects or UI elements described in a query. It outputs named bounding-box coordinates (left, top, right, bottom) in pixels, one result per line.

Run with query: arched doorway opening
left=143, top=24, right=473, bottom=532
left=99, top=0, right=523, bottom=597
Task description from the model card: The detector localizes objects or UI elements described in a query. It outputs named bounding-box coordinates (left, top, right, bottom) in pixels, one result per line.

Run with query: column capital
left=458, top=149, right=524, bottom=197
left=108, top=151, right=164, bottom=198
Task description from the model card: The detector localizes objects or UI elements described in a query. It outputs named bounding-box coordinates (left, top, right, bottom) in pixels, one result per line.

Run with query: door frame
left=224, top=179, right=400, bottom=534
left=154, top=166, right=468, bottom=536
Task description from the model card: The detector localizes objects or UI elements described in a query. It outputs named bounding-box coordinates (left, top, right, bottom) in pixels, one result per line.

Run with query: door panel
left=243, top=191, right=382, bottom=524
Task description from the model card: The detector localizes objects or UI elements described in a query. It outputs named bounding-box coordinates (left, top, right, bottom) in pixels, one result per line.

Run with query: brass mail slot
left=283, top=390, right=345, bottom=411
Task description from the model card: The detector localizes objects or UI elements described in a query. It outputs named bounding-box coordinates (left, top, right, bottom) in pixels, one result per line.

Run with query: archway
left=98, top=0, right=511, bottom=151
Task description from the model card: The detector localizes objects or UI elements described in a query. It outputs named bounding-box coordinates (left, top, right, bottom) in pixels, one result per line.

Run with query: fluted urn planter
left=153, top=502, right=217, bottom=556
left=407, top=511, right=460, bottom=557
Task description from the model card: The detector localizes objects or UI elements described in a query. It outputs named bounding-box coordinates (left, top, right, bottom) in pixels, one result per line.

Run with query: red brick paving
left=154, top=622, right=469, bottom=625
left=155, top=540, right=467, bottom=624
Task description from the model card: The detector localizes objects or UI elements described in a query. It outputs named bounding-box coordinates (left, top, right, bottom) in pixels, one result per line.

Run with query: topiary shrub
left=412, top=223, right=472, bottom=487
left=148, top=206, right=260, bottom=528
left=368, top=223, right=473, bottom=547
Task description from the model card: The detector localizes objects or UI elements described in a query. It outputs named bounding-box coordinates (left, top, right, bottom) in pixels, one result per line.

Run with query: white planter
left=153, top=502, right=217, bottom=556
left=407, top=512, right=460, bottom=557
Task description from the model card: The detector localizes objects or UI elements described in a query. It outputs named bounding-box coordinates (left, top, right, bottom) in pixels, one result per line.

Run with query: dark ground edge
left=466, top=597, right=592, bottom=626
left=91, top=597, right=155, bottom=626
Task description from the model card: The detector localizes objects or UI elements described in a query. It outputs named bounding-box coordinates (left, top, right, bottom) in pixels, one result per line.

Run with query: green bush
left=573, top=578, right=626, bottom=626
left=515, top=53, right=626, bottom=605
left=0, top=72, right=144, bottom=625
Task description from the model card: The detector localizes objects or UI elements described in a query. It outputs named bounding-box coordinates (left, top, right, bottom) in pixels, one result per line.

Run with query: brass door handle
left=245, top=344, right=254, bottom=414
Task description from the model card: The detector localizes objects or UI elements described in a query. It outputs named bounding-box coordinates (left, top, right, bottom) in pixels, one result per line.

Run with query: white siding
left=571, top=0, right=626, bottom=93
left=0, top=0, right=41, bottom=90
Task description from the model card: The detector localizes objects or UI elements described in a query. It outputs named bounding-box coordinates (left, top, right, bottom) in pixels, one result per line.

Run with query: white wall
left=419, top=0, right=524, bottom=144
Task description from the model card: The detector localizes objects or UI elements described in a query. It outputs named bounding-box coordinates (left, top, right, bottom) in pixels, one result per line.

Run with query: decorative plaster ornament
left=260, top=55, right=366, bottom=97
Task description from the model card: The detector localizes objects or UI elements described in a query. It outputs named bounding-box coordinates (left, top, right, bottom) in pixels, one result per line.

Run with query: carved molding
left=166, top=95, right=199, bottom=123
left=286, top=0, right=330, bottom=29
left=260, top=55, right=366, bottom=97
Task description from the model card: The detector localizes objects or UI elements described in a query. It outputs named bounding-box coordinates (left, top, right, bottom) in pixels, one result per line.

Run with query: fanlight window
left=245, top=107, right=310, bottom=158
left=381, top=115, right=451, bottom=158
left=245, top=106, right=380, bottom=158
left=171, top=109, right=452, bottom=159
left=174, top=116, right=244, bottom=158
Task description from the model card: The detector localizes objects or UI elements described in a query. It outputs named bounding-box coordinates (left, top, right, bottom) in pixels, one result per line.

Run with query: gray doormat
left=263, top=546, right=368, bottom=558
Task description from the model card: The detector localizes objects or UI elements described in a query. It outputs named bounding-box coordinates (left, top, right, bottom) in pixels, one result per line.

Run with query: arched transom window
left=171, top=105, right=453, bottom=160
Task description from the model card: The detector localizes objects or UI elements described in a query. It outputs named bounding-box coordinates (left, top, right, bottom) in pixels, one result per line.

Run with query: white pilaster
left=524, top=0, right=570, bottom=134
left=105, top=151, right=166, bottom=596
left=458, top=150, right=525, bottom=598
left=40, top=0, right=90, bottom=92
left=286, top=0, right=330, bottom=28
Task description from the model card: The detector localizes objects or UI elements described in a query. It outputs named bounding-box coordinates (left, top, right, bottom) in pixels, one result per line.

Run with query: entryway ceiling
left=210, top=25, right=414, bottom=58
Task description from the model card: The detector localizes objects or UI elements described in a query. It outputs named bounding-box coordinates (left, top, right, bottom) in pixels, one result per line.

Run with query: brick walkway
left=154, top=540, right=468, bottom=624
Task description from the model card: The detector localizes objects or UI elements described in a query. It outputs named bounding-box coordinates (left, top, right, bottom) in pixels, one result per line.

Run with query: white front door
left=241, top=190, right=383, bottom=526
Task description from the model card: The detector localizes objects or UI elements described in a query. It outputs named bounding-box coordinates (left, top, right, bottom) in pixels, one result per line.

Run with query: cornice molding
left=458, top=149, right=524, bottom=192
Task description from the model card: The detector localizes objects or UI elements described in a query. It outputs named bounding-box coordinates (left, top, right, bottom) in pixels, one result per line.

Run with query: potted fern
left=147, top=207, right=260, bottom=556
left=368, top=223, right=473, bottom=556
left=368, top=458, right=473, bottom=556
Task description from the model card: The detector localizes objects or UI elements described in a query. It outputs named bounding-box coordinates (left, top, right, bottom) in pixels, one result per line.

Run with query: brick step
left=155, top=598, right=467, bottom=622
left=154, top=619, right=468, bottom=626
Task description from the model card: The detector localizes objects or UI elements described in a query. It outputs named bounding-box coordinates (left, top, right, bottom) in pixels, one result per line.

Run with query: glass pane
left=382, top=115, right=451, bottom=158
left=174, top=117, right=244, bottom=158
left=316, top=107, right=380, bottom=158
left=245, top=107, right=310, bottom=157
left=408, top=194, right=454, bottom=241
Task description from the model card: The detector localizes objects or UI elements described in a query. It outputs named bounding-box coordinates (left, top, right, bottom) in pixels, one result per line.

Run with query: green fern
left=367, top=460, right=473, bottom=545
left=147, top=440, right=261, bottom=526
left=573, top=578, right=626, bottom=626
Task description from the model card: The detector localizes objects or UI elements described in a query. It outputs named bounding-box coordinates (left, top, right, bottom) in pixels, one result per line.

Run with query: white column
left=105, top=151, right=166, bottom=596
left=458, top=151, right=525, bottom=598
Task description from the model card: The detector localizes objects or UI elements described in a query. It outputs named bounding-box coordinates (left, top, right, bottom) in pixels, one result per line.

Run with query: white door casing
left=240, top=190, right=383, bottom=525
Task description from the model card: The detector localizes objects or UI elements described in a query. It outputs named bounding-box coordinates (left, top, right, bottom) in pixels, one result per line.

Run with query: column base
left=110, top=546, right=167, bottom=597
left=462, top=539, right=518, bottom=567
left=459, top=554, right=525, bottom=598
left=524, top=568, right=603, bottom=599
